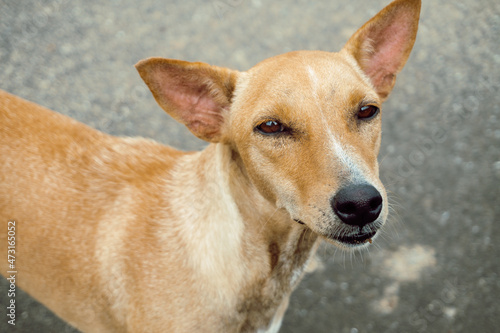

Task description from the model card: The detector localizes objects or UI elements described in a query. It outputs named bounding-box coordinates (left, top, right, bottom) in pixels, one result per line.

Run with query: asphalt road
left=1, top=0, right=499, bottom=332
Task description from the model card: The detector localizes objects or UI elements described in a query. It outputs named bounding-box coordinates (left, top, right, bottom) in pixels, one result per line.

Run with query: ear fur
left=135, top=58, right=239, bottom=142
left=343, top=0, right=421, bottom=100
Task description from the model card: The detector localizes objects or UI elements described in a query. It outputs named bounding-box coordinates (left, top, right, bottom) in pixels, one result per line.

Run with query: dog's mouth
left=333, top=230, right=377, bottom=246
left=294, top=219, right=379, bottom=246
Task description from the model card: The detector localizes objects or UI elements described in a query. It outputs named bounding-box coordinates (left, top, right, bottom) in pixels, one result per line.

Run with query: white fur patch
left=257, top=298, right=289, bottom=333
left=328, top=133, right=365, bottom=182
left=95, top=187, right=133, bottom=324
left=307, top=65, right=319, bottom=95
left=257, top=319, right=283, bottom=333
left=168, top=144, right=245, bottom=300
left=305, top=64, right=366, bottom=182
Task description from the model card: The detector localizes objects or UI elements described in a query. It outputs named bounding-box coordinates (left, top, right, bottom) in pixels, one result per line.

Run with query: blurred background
left=0, top=0, right=499, bottom=332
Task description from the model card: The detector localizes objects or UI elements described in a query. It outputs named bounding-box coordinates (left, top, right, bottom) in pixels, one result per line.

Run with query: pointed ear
left=135, top=58, right=239, bottom=142
left=343, top=0, right=421, bottom=100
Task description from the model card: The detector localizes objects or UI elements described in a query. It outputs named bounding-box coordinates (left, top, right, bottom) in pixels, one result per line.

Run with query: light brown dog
left=0, top=0, right=420, bottom=331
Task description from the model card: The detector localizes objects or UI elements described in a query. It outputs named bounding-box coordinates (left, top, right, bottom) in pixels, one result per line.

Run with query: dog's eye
left=357, top=105, right=380, bottom=120
left=256, top=120, right=286, bottom=135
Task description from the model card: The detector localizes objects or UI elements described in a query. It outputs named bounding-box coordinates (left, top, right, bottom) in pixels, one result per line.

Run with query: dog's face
left=136, top=0, right=420, bottom=249
left=229, top=51, right=387, bottom=248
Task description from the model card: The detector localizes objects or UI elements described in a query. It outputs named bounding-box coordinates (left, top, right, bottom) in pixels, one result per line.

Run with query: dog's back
left=0, top=90, right=193, bottom=331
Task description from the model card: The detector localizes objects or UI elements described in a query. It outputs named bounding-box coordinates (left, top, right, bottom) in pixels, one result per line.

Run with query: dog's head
left=136, top=0, right=420, bottom=249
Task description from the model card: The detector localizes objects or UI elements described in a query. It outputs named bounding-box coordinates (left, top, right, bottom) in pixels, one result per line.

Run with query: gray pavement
left=0, top=0, right=499, bottom=332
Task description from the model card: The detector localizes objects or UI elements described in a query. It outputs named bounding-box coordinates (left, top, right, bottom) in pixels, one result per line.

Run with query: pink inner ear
left=155, top=69, right=226, bottom=140
left=171, top=86, right=224, bottom=136
left=347, top=2, right=420, bottom=100
left=365, top=12, right=413, bottom=77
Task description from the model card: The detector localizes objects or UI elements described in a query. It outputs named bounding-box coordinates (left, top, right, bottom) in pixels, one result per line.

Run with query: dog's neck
left=167, top=143, right=319, bottom=328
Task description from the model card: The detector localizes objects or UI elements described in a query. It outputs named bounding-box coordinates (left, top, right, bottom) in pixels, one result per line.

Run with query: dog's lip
left=293, top=218, right=378, bottom=245
left=333, top=230, right=377, bottom=245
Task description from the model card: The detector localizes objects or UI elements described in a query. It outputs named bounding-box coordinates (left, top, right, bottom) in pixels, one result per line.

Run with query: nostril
left=332, top=184, right=383, bottom=227
left=370, top=196, right=383, bottom=210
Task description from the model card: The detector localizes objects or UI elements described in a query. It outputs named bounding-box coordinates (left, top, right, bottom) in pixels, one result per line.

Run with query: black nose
left=332, top=184, right=383, bottom=227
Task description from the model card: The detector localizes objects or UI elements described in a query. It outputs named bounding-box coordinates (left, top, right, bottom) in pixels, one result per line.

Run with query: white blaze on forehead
left=306, top=65, right=323, bottom=109
left=306, top=64, right=326, bottom=128
left=306, top=64, right=368, bottom=183
left=307, top=65, right=319, bottom=93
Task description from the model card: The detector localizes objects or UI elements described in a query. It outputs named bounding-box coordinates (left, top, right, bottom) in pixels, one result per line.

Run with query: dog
left=0, top=0, right=420, bottom=331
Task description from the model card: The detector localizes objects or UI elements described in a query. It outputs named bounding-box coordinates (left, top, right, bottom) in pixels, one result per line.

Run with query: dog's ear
left=136, top=58, right=239, bottom=142
left=343, top=0, right=421, bottom=100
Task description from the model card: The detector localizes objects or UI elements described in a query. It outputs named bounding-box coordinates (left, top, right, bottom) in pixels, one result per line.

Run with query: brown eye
left=358, top=105, right=380, bottom=120
left=256, top=120, right=285, bottom=134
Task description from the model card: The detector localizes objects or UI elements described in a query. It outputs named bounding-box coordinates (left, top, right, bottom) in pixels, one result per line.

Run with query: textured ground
left=1, top=0, right=499, bottom=332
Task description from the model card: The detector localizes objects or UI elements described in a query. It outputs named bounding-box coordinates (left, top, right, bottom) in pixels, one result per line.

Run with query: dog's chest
left=234, top=229, right=319, bottom=332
